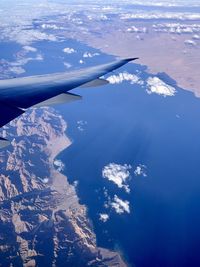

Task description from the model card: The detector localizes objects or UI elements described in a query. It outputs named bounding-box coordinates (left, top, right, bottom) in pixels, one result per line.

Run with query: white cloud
left=127, top=26, right=147, bottom=33
left=9, top=66, right=25, bottom=75
left=153, top=23, right=200, bottom=35
left=41, top=24, right=63, bottom=30
left=73, top=180, right=79, bottom=188
left=9, top=29, right=57, bottom=45
left=100, top=14, right=108, bottom=20
left=146, top=77, right=176, bottom=97
left=63, top=47, right=76, bottom=54
left=9, top=54, right=44, bottom=69
left=102, top=163, right=132, bottom=193
left=184, top=39, right=197, bottom=46
left=0, top=2, right=61, bottom=45
left=120, top=12, right=200, bottom=21
left=53, top=159, right=65, bottom=172
left=111, top=195, right=130, bottom=214
left=77, top=120, right=87, bottom=132
left=134, top=164, right=147, bottom=177
left=37, top=177, right=49, bottom=184
left=35, top=54, right=43, bottom=61
left=23, top=46, right=37, bottom=52
left=125, top=1, right=200, bottom=7
left=64, top=62, right=72, bottom=69
left=42, top=178, right=49, bottom=184
left=99, top=213, right=109, bottom=222
left=83, top=52, right=100, bottom=58
left=193, top=34, right=200, bottom=40
left=107, top=72, right=143, bottom=85
left=103, top=187, right=109, bottom=198
left=79, top=59, right=84, bottom=64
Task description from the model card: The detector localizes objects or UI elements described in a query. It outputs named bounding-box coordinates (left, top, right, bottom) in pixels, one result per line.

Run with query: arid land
left=61, top=17, right=200, bottom=96
left=0, top=108, right=126, bottom=267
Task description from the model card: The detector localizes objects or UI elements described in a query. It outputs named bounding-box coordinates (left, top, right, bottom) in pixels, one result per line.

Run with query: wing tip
left=124, top=57, right=139, bottom=62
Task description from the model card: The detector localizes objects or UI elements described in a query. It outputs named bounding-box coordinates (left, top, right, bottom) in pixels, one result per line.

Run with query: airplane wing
left=0, top=57, right=138, bottom=147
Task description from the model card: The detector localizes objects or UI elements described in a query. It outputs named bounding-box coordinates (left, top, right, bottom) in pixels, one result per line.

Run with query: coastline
left=46, top=115, right=128, bottom=266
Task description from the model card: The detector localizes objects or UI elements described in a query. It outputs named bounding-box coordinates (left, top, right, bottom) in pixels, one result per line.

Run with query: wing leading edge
left=0, top=57, right=138, bottom=109
left=0, top=57, right=138, bottom=135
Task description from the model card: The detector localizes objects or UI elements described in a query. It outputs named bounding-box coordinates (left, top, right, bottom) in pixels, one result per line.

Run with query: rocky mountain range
left=0, top=107, right=126, bottom=267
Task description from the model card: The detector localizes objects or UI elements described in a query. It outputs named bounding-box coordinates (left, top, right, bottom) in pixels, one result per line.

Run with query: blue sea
left=5, top=38, right=200, bottom=267
left=58, top=42, right=200, bottom=267
left=58, top=71, right=200, bottom=267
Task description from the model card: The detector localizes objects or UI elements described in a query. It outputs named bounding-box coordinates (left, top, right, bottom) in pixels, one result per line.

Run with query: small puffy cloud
left=127, top=26, right=147, bottom=33
left=193, top=34, right=200, bottom=40
left=73, top=180, right=79, bottom=188
left=83, top=52, right=100, bottom=58
left=102, top=163, right=131, bottom=193
left=53, top=159, right=65, bottom=172
left=63, top=47, right=76, bottom=54
left=107, top=72, right=143, bottom=85
left=111, top=195, right=130, bottom=214
left=41, top=24, right=63, bottom=30
left=134, top=164, right=147, bottom=177
left=37, top=177, right=49, bottom=184
left=9, top=54, right=43, bottom=68
left=42, top=178, right=49, bottom=184
left=136, top=34, right=142, bottom=40
left=23, top=46, right=37, bottom=52
left=35, top=54, right=43, bottom=61
left=64, top=62, right=72, bottom=69
left=103, top=187, right=109, bottom=198
left=99, top=213, right=109, bottom=222
left=79, top=59, right=84, bottom=64
left=9, top=66, right=25, bottom=75
left=77, top=120, right=87, bottom=132
left=146, top=77, right=176, bottom=97
left=11, top=30, right=57, bottom=45
left=184, top=39, right=197, bottom=46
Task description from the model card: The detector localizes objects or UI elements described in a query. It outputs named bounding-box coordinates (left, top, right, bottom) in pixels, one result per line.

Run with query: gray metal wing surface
left=0, top=57, right=138, bottom=131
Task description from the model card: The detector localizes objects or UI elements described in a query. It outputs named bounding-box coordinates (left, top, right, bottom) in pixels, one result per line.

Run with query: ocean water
left=0, top=42, right=21, bottom=61
left=57, top=55, right=200, bottom=266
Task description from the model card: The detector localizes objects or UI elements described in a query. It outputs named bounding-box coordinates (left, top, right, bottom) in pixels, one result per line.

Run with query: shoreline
left=45, top=116, right=128, bottom=266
